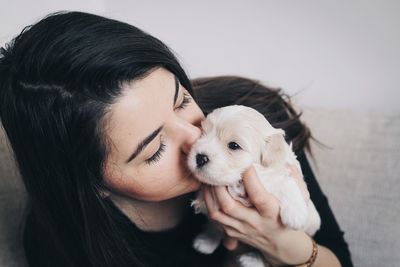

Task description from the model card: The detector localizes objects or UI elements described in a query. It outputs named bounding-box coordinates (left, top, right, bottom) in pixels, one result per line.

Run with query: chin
left=178, top=176, right=202, bottom=196
left=188, top=178, right=202, bottom=192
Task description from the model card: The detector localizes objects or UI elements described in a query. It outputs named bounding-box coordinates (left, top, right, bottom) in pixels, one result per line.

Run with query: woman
left=0, top=11, right=353, bottom=266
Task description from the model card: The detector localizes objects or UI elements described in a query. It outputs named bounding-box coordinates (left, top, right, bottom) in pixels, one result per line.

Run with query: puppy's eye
left=228, top=142, right=241, bottom=150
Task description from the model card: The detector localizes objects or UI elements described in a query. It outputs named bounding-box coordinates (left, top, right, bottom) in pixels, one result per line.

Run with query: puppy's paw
left=280, top=200, right=308, bottom=230
left=278, top=178, right=309, bottom=230
left=190, top=199, right=206, bottom=214
left=304, top=201, right=321, bottom=236
left=237, top=252, right=266, bottom=267
left=193, top=233, right=220, bottom=254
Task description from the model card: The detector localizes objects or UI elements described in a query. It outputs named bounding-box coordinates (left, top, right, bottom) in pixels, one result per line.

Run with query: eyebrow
left=125, top=75, right=180, bottom=163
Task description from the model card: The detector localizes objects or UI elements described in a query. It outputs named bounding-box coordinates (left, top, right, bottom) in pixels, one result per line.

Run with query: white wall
left=1, top=0, right=399, bottom=113
left=0, top=0, right=105, bottom=41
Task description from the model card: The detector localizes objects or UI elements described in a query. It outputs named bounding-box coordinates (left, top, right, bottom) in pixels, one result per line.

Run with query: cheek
left=127, top=175, right=174, bottom=201
left=106, top=169, right=175, bottom=201
left=103, top=155, right=195, bottom=202
left=136, top=165, right=179, bottom=199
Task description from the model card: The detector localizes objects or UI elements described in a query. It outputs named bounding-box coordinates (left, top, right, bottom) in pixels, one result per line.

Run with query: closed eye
left=175, top=92, right=191, bottom=110
left=145, top=137, right=166, bottom=165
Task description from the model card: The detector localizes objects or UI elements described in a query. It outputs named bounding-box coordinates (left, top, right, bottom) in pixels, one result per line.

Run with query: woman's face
left=103, top=68, right=204, bottom=202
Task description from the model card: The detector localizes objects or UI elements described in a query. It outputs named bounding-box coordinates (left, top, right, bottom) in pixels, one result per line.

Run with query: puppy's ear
left=260, top=129, right=286, bottom=167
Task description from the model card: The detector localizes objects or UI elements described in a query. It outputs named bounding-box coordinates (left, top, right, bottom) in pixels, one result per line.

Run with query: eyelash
left=175, top=92, right=191, bottom=110
left=145, top=92, right=192, bottom=165
left=145, top=139, right=166, bottom=165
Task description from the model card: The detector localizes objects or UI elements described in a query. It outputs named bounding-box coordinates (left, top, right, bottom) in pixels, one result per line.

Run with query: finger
left=213, top=185, right=257, bottom=222
left=222, top=224, right=243, bottom=239
left=203, top=186, right=245, bottom=231
left=286, top=163, right=310, bottom=201
left=223, top=237, right=239, bottom=251
left=242, top=165, right=280, bottom=217
left=203, top=185, right=219, bottom=213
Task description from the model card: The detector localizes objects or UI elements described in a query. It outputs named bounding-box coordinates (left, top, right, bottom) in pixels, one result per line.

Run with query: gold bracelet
left=294, top=237, right=318, bottom=267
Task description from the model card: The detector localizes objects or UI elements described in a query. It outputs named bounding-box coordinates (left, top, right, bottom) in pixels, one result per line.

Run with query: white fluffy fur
left=187, top=105, right=321, bottom=267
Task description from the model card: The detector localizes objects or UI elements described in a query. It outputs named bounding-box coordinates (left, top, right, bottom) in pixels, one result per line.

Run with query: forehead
left=104, top=68, right=173, bottom=161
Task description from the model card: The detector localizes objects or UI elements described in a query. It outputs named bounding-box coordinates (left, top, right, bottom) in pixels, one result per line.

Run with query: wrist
left=293, top=238, right=318, bottom=267
left=272, top=230, right=314, bottom=266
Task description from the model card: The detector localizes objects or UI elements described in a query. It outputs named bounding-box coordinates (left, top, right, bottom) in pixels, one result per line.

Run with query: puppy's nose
left=196, top=153, right=209, bottom=168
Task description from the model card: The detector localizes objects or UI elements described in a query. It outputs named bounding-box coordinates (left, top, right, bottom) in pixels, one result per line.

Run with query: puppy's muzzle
left=196, top=153, right=209, bottom=168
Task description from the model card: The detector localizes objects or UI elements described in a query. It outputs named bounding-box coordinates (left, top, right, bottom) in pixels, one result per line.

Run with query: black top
left=24, top=151, right=353, bottom=267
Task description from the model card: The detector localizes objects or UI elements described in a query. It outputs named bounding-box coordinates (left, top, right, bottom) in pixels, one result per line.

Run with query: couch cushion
left=301, top=106, right=400, bottom=267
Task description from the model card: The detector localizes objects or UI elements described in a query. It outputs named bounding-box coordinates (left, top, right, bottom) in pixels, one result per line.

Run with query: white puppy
left=187, top=105, right=321, bottom=267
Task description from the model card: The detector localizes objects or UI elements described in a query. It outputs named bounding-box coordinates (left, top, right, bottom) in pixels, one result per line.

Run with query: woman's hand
left=202, top=164, right=313, bottom=265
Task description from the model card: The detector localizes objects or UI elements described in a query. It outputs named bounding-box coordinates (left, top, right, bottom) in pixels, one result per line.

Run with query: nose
left=178, top=118, right=203, bottom=155
left=196, top=153, right=209, bottom=168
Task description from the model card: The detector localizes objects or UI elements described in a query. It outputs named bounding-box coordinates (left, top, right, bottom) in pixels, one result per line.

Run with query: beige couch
left=1, top=106, right=399, bottom=267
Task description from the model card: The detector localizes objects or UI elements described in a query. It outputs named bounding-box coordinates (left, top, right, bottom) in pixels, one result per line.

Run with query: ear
left=260, top=129, right=287, bottom=167
left=97, top=184, right=111, bottom=199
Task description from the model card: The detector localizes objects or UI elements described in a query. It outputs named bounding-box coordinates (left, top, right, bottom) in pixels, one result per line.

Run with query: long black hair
left=0, top=11, right=195, bottom=267
left=0, top=11, right=313, bottom=267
